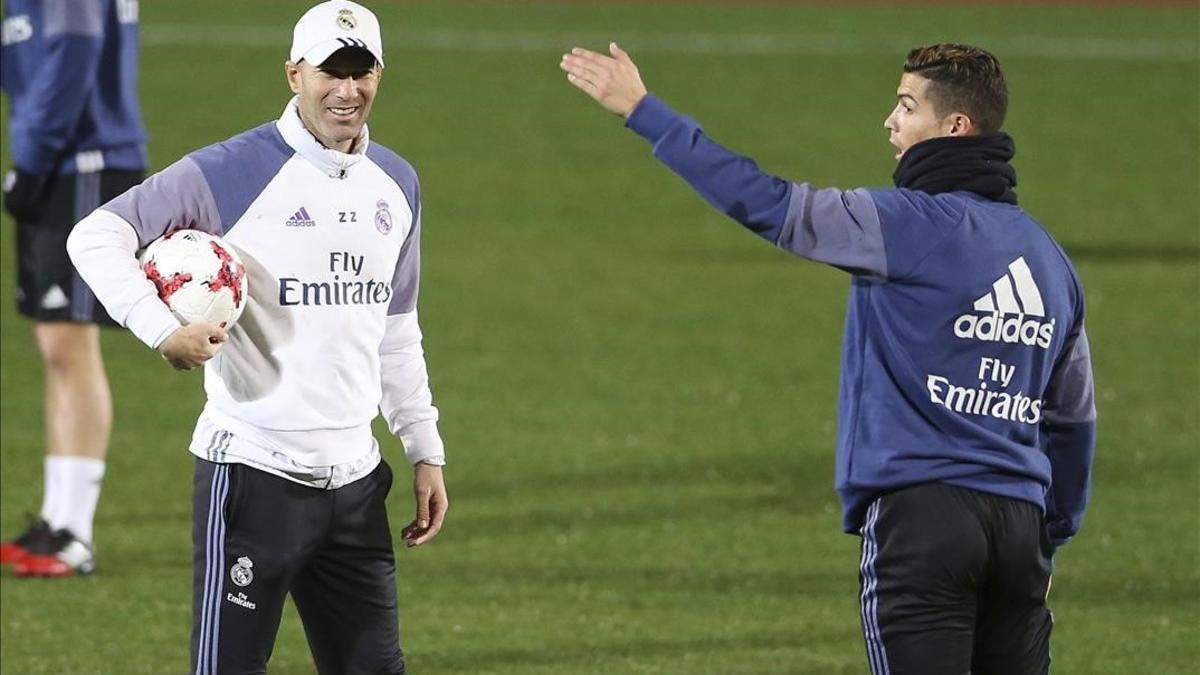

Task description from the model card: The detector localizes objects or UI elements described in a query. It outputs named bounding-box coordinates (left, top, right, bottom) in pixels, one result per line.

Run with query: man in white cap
left=66, top=2, right=446, bottom=672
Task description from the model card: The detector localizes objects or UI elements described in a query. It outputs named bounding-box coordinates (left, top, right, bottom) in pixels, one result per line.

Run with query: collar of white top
left=276, top=96, right=369, bottom=179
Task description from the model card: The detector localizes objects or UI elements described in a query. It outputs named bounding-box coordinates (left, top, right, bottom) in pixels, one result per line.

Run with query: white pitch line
left=142, top=25, right=1198, bottom=62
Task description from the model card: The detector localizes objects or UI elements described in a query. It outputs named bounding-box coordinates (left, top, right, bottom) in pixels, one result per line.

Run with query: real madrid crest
left=230, top=556, right=254, bottom=587
left=336, top=8, right=357, bottom=30
left=375, top=199, right=393, bottom=235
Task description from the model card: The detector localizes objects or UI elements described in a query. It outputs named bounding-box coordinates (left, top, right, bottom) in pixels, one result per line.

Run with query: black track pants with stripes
left=858, top=482, right=1054, bottom=675
left=191, top=458, right=405, bottom=675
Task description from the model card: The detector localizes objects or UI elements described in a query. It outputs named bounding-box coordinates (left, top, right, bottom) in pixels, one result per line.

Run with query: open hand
left=560, top=42, right=648, bottom=118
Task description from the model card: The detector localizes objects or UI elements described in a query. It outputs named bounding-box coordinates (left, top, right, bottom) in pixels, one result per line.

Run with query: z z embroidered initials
left=338, top=211, right=358, bottom=223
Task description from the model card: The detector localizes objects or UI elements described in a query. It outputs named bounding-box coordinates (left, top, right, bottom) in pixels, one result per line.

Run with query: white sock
left=45, top=456, right=105, bottom=545
left=40, top=456, right=65, bottom=527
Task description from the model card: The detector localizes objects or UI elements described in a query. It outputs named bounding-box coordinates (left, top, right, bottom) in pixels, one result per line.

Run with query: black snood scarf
left=892, top=133, right=1018, bottom=205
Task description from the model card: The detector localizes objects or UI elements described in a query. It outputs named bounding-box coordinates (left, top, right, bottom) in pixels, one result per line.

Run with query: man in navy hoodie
left=561, top=42, right=1096, bottom=674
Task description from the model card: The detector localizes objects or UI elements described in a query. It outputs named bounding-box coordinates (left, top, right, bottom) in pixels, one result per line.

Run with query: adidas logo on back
left=954, top=257, right=1055, bottom=349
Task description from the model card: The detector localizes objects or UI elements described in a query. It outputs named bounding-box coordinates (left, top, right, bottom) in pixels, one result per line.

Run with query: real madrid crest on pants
left=230, top=556, right=254, bottom=587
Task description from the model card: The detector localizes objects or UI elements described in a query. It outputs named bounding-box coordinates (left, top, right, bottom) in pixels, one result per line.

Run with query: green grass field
left=2, top=1, right=1198, bottom=673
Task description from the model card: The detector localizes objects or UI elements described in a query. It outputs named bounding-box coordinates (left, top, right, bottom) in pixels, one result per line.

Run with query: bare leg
left=36, top=322, right=112, bottom=461
left=35, top=322, right=110, bottom=546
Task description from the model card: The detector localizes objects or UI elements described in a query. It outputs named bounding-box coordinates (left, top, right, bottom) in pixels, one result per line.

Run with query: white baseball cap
left=290, top=1, right=384, bottom=68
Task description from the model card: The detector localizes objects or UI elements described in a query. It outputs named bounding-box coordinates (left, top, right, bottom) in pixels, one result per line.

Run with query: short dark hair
left=903, top=44, right=1008, bottom=134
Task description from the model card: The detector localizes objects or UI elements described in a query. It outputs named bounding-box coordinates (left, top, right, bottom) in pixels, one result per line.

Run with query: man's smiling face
left=286, top=47, right=381, bottom=153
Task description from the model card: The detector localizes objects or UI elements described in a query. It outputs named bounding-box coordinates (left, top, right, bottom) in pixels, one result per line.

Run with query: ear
left=945, top=112, right=977, bottom=137
left=285, top=60, right=302, bottom=94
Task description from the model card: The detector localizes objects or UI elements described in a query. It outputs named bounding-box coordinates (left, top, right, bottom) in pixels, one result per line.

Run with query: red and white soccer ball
left=140, top=230, right=248, bottom=328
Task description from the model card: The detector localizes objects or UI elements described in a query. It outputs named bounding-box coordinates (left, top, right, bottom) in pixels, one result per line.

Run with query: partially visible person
left=1, top=0, right=148, bottom=577
left=561, top=42, right=1096, bottom=674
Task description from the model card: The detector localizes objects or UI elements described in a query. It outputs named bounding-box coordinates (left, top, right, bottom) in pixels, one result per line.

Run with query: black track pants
left=858, top=482, right=1054, bottom=675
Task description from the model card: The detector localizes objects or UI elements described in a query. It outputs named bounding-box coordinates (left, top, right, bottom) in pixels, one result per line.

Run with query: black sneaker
left=13, top=528, right=97, bottom=577
left=0, top=517, right=52, bottom=565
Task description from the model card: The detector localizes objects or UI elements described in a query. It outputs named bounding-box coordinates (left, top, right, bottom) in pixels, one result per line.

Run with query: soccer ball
left=140, top=229, right=248, bottom=328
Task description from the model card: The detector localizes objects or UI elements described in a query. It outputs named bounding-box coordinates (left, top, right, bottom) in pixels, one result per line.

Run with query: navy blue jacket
left=1, top=0, right=147, bottom=175
left=627, top=94, right=1096, bottom=546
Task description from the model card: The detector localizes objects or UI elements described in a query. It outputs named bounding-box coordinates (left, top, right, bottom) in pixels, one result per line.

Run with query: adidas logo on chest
left=953, top=257, right=1056, bottom=349
left=285, top=207, right=316, bottom=227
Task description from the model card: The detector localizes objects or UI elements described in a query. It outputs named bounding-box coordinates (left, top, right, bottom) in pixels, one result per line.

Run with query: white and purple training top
left=68, top=98, right=443, bottom=487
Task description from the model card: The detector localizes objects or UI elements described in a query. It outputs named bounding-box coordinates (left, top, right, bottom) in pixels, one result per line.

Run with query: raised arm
left=561, top=44, right=889, bottom=278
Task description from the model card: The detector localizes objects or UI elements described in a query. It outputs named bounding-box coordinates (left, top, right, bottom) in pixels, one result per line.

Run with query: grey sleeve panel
left=44, top=0, right=106, bottom=37
left=189, top=123, right=292, bottom=234
left=1042, top=325, right=1097, bottom=425
left=777, top=184, right=888, bottom=278
left=366, top=144, right=422, bottom=316
left=388, top=208, right=421, bottom=315
left=100, top=157, right=222, bottom=247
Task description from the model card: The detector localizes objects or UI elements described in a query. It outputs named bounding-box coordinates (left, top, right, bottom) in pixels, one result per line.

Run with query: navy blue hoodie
left=2, top=0, right=147, bottom=175
left=627, top=94, right=1096, bottom=547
